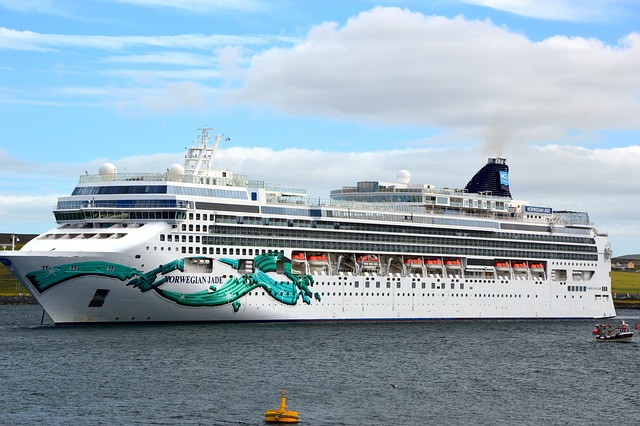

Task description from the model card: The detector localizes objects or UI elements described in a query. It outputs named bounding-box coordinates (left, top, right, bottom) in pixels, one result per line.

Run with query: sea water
left=1, top=305, right=639, bottom=425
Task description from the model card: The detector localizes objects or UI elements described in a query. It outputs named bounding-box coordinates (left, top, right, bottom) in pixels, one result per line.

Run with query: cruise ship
left=0, top=129, right=616, bottom=324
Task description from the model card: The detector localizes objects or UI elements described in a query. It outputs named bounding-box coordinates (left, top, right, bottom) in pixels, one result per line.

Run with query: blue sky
left=1, top=0, right=639, bottom=255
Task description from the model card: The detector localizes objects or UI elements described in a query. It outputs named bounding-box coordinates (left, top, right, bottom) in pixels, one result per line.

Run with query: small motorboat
left=593, top=322, right=635, bottom=343
left=265, top=390, right=299, bottom=423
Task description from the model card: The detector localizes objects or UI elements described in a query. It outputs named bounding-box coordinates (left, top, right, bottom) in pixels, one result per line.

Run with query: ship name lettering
left=165, top=275, right=223, bottom=284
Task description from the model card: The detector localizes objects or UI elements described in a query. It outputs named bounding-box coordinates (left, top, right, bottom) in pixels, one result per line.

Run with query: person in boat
left=621, top=321, right=628, bottom=332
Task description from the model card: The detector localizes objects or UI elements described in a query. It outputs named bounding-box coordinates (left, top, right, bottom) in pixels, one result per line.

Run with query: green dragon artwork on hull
left=25, top=252, right=320, bottom=312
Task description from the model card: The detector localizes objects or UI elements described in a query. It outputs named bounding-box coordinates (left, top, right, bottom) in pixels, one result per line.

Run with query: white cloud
left=460, top=0, right=635, bottom=22
left=2, top=143, right=639, bottom=253
left=0, top=27, right=295, bottom=51
left=0, top=195, right=59, bottom=234
left=220, top=143, right=640, bottom=255
left=104, top=68, right=220, bottom=81
left=0, top=0, right=267, bottom=16
left=0, top=0, right=71, bottom=16
left=233, top=7, right=640, bottom=148
left=112, top=0, right=266, bottom=14
left=103, top=51, right=217, bottom=67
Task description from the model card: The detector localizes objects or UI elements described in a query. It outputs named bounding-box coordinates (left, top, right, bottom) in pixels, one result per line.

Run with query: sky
left=1, top=0, right=639, bottom=255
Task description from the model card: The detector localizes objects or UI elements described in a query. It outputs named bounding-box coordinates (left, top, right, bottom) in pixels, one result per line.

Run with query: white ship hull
left=2, top=229, right=616, bottom=324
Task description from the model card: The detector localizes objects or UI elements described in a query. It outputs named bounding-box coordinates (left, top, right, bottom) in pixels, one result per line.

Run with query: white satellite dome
left=397, top=169, right=411, bottom=185
left=98, top=162, right=117, bottom=176
left=168, top=163, right=186, bottom=176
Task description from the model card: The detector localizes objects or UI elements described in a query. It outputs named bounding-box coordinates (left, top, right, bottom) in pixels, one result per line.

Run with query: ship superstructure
left=0, top=129, right=615, bottom=324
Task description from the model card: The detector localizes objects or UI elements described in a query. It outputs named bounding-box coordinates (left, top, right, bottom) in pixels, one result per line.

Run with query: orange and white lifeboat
left=404, top=258, right=424, bottom=269
left=512, top=261, right=528, bottom=271
left=291, top=252, right=306, bottom=262
left=444, top=259, right=462, bottom=269
left=307, top=254, right=328, bottom=265
left=494, top=261, right=511, bottom=270
left=425, top=259, right=443, bottom=269
left=529, top=262, right=544, bottom=271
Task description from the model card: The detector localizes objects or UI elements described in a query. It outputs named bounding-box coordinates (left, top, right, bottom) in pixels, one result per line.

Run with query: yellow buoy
left=265, top=390, right=299, bottom=423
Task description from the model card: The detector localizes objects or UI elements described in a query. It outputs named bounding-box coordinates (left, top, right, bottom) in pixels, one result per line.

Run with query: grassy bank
left=2, top=266, right=640, bottom=297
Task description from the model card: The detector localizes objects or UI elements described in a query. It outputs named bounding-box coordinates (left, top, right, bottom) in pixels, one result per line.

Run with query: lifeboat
left=291, top=252, right=305, bottom=261
left=265, top=390, right=299, bottom=423
left=358, top=255, right=379, bottom=270
left=494, top=261, right=511, bottom=270
left=307, top=254, right=328, bottom=265
left=444, top=259, right=461, bottom=269
left=512, top=262, right=528, bottom=270
left=404, top=258, right=423, bottom=268
left=425, top=259, right=442, bottom=269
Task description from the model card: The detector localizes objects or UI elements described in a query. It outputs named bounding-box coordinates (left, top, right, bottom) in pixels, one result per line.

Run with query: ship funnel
left=464, top=157, right=512, bottom=198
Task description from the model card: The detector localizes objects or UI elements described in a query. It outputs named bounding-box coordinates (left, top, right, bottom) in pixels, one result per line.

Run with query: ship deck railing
left=78, top=173, right=306, bottom=196
left=271, top=196, right=594, bottom=228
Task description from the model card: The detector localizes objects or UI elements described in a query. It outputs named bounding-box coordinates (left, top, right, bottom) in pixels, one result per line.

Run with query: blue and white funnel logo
left=499, top=171, right=509, bottom=187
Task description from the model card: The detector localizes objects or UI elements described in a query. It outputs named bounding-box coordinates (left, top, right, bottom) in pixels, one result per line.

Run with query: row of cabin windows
left=189, top=213, right=215, bottom=221
left=209, top=224, right=597, bottom=254
left=352, top=281, right=467, bottom=290
left=246, top=292, right=536, bottom=299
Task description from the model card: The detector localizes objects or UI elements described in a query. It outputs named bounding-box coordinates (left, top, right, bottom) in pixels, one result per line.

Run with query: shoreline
left=0, top=295, right=38, bottom=305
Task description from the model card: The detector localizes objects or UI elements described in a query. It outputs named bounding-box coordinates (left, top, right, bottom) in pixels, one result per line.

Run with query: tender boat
left=265, top=390, right=299, bottom=423
left=425, top=258, right=443, bottom=269
left=494, top=261, right=511, bottom=270
left=444, top=259, right=461, bottom=269
left=291, top=252, right=305, bottom=261
left=404, top=258, right=423, bottom=268
left=512, top=261, right=528, bottom=270
left=593, top=322, right=635, bottom=342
